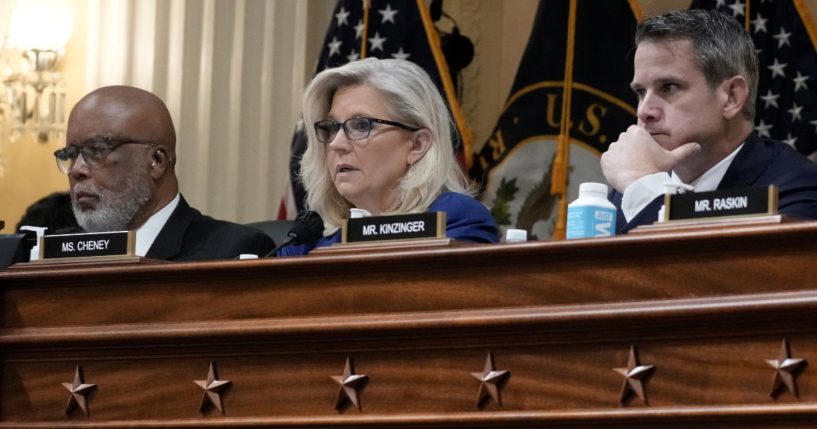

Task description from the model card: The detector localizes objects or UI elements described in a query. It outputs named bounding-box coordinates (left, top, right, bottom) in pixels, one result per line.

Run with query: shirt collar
left=671, top=143, right=744, bottom=192
left=135, top=193, right=180, bottom=257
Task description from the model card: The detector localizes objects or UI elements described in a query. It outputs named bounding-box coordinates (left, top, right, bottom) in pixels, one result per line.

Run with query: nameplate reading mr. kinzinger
left=666, top=185, right=778, bottom=222
left=343, top=212, right=446, bottom=243
left=41, top=231, right=135, bottom=259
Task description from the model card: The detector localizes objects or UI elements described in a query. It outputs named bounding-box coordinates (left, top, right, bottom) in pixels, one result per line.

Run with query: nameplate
left=343, top=212, right=446, bottom=243
left=41, top=231, right=135, bottom=259
left=665, top=185, right=778, bottom=222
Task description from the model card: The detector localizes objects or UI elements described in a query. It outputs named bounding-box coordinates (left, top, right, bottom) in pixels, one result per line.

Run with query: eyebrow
left=327, top=112, right=371, bottom=121
left=631, top=76, right=683, bottom=90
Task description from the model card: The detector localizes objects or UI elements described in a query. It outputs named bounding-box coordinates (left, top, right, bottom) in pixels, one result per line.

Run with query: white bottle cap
left=579, top=182, right=608, bottom=195
left=350, top=208, right=371, bottom=218
left=505, top=228, right=527, bottom=243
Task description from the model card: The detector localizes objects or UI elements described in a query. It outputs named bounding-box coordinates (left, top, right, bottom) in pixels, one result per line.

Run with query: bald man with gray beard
left=53, top=85, right=274, bottom=261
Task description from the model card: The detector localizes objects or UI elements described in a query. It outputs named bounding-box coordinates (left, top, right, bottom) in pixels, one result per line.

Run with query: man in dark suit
left=54, top=86, right=274, bottom=261
left=601, top=9, right=817, bottom=233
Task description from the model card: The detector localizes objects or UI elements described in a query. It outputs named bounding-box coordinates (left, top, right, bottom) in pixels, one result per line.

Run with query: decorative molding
left=194, top=361, right=232, bottom=414
left=471, top=351, right=510, bottom=408
left=5, top=288, right=817, bottom=354
left=7, top=406, right=817, bottom=427
left=61, top=365, right=96, bottom=416
left=766, top=338, right=808, bottom=399
left=2, top=224, right=817, bottom=424
left=613, top=345, right=655, bottom=406
left=331, top=356, right=368, bottom=412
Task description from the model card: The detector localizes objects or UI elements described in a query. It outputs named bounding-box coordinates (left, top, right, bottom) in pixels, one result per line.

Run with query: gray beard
left=72, top=172, right=153, bottom=233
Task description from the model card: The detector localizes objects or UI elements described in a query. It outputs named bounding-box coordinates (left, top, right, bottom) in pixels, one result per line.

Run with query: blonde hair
left=300, top=58, right=471, bottom=234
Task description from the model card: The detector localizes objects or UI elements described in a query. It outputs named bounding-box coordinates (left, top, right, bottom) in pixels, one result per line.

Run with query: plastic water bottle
left=565, top=182, right=616, bottom=239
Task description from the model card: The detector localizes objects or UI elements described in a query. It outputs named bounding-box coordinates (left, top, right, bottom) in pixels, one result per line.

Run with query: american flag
left=691, top=0, right=817, bottom=159
left=319, top=1, right=441, bottom=84
left=279, top=0, right=471, bottom=218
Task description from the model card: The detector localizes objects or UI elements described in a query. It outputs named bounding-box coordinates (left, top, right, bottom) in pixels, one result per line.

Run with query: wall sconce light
left=0, top=0, right=73, bottom=175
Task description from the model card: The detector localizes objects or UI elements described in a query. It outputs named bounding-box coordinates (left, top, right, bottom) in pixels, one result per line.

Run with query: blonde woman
left=280, top=58, right=497, bottom=255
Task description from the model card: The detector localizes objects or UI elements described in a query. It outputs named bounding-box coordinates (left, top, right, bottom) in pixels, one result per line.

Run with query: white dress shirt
left=134, top=193, right=180, bottom=256
left=621, top=144, right=744, bottom=222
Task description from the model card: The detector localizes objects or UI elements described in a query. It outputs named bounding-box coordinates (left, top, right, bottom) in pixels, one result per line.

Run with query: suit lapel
left=717, top=134, right=772, bottom=189
left=145, top=196, right=195, bottom=260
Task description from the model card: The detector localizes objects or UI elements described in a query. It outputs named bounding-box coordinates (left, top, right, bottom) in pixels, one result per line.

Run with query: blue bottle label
left=566, top=206, right=616, bottom=239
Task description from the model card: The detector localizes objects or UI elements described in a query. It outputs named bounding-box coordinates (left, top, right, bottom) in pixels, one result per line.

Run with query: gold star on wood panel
left=613, top=345, right=655, bottom=406
left=331, top=357, right=368, bottom=411
left=62, top=365, right=96, bottom=416
left=766, top=338, right=807, bottom=399
left=194, top=361, right=232, bottom=414
left=470, top=352, right=510, bottom=408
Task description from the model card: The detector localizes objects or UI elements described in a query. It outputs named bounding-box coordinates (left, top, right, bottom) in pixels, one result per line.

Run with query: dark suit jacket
left=145, top=196, right=275, bottom=261
left=610, top=133, right=817, bottom=233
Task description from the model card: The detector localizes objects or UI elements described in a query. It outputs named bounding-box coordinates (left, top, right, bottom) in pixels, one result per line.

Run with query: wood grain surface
left=1, top=222, right=816, bottom=427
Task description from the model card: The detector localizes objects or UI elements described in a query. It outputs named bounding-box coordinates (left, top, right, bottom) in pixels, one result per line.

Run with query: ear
left=149, top=147, right=169, bottom=179
left=407, top=128, right=432, bottom=166
left=720, top=75, right=749, bottom=120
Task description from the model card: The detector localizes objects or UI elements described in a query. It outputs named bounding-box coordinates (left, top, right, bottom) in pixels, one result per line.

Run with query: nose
left=326, top=127, right=352, bottom=152
left=636, top=91, right=661, bottom=124
left=67, top=152, right=91, bottom=181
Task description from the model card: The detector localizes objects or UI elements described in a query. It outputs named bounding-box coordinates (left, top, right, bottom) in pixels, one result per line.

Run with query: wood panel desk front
left=1, top=222, right=816, bottom=427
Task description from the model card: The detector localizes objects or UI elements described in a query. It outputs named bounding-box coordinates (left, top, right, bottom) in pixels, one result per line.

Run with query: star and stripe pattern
left=317, top=0, right=443, bottom=90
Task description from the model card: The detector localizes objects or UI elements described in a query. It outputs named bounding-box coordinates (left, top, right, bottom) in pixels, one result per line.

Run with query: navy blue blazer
left=610, top=133, right=817, bottom=233
left=278, top=192, right=499, bottom=256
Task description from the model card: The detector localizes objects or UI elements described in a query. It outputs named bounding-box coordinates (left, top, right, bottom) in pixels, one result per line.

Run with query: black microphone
left=264, top=210, right=324, bottom=257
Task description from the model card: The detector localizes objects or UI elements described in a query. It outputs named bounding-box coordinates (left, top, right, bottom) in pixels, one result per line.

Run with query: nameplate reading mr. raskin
left=344, top=212, right=446, bottom=243
left=666, top=185, right=777, bottom=222
left=41, top=231, right=135, bottom=259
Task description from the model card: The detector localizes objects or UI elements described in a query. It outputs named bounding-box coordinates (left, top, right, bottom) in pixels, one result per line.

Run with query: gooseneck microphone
left=264, top=210, right=324, bottom=257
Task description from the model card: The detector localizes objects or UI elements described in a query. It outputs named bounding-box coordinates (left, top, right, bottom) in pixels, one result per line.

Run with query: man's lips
left=73, top=191, right=99, bottom=206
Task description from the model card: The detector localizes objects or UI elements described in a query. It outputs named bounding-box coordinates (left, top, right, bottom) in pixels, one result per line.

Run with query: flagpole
left=416, top=0, right=474, bottom=171
left=745, top=1, right=750, bottom=30
left=361, top=0, right=370, bottom=58
left=550, top=0, right=578, bottom=240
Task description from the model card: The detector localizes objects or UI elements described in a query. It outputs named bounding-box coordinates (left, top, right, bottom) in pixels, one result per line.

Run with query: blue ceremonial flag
left=469, top=0, right=641, bottom=239
left=278, top=0, right=472, bottom=219
left=690, top=0, right=817, bottom=159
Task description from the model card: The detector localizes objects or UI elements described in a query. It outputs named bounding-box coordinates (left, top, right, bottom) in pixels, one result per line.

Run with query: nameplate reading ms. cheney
left=41, top=231, right=135, bottom=259
left=665, top=185, right=778, bottom=222
left=343, top=212, right=446, bottom=243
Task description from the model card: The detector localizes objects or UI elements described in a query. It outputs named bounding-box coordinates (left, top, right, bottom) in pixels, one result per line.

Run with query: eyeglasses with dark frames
left=53, top=137, right=157, bottom=174
left=313, top=116, right=420, bottom=144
